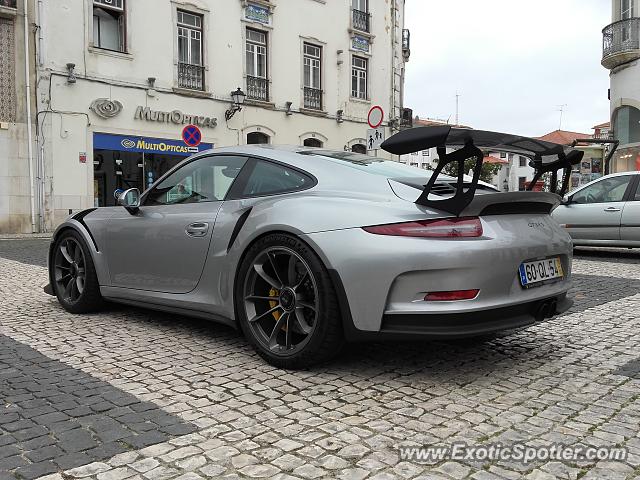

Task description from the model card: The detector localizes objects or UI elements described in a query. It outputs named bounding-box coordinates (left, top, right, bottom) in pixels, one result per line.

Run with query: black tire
left=236, top=233, right=344, bottom=369
left=50, top=229, right=104, bottom=313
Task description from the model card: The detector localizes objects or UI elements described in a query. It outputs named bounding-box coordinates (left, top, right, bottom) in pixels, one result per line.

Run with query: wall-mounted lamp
left=147, top=77, right=157, bottom=97
left=285, top=101, right=293, bottom=116
left=225, top=87, right=246, bottom=121
left=336, top=109, right=344, bottom=123
left=66, top=63, right=76, bottom=84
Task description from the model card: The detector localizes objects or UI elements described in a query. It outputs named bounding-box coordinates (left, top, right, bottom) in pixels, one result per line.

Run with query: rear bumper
left=341, top=292, right=572, bottom=341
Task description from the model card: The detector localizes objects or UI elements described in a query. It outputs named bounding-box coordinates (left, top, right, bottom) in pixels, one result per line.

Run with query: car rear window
left=298, top=150, right=441, bottom=179
left=241, top=160, right=314, bottom=197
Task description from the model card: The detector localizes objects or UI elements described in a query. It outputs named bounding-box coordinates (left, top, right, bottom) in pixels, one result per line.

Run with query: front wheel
left=51, top=230, right=104, bottom=313
left=236, top=233, right=344, bottom=369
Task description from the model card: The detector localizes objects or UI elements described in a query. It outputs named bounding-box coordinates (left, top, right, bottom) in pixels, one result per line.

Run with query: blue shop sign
left=94, top=133, right=213, bottom=157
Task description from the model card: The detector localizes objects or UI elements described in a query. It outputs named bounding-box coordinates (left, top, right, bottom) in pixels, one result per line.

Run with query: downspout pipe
left=23, top=0, right=36, bottom=233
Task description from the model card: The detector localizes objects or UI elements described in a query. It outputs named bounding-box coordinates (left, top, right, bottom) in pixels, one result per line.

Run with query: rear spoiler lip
left=457, top=191, right=561, bottom=217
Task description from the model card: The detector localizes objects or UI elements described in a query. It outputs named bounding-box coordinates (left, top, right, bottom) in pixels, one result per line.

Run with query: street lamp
left=225, top=87, right=246, bottom=121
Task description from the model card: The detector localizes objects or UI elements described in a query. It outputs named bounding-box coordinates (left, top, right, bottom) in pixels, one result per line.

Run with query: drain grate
left=613, top=358, right=640, bottom=379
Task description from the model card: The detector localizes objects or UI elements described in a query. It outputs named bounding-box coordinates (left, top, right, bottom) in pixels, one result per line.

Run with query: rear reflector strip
left=425, top=289, right=480, bottom=301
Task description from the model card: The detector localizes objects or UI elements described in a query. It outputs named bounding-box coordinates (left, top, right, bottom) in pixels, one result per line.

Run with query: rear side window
left=240, top=160, right=313, bottom=197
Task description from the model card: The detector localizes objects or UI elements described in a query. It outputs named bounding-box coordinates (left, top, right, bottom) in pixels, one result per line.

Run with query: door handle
left=185, top=222, right=209, bottom=237
left=604, top=207, right=621, bottom=212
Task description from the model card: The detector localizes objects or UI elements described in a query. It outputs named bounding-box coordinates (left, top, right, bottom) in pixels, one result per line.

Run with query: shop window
left=247, top=132, right=270, bottom=144
left=351, top=143, right=367, bottom=154
left=93, top=0, right=126, bottom=52
left=144, top=156, right=247, bottom=206
left=612, top=105, right=640, bottom=145
left=303, top=138, right=323, bottom=148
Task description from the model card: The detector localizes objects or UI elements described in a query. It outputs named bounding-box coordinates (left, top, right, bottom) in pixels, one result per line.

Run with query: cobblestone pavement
left=0, top=242, right=639, bottom=480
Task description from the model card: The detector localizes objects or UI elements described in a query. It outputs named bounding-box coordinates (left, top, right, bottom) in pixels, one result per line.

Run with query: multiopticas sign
left=134, top=106, right=218, bottom=128
left=122, top=138, right=197, bottom=154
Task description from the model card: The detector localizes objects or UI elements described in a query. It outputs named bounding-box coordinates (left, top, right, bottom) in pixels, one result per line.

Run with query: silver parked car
left=552, top=171, right=640, bottom=248
left=46, top=127, right=576, bottom=368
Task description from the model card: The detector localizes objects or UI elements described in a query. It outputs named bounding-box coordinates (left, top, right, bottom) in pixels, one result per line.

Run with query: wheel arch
left=49, top=220, right=109, bottom=287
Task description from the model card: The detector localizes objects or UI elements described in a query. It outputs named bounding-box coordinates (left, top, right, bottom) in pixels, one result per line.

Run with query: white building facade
left=602, top=0, right=640, bottom=173
left=1, top=0, right=409, bottom=233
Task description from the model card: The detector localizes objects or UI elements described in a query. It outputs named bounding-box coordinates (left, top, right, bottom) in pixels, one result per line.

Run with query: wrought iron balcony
left=247, top=76, right=269, bottom=102
left=352, top=9, right=370, bottom=33
left=0, top=0, right=17, bottom=8
left=303, top=87, right=322, bottom=110
left=602, top=18, right=640, bottom=69
left=178, top=63, right=205, bottom=91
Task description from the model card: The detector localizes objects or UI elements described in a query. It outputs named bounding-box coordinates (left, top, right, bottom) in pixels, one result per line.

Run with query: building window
left=499, top=152, right=507, bottom=159
left=422, top=150, right=429, bottom=156
left=247, top=132, right=270, bottom=144
left=246, top=29, right=268, bottom=101
left=351, top=56, right=368, bottom=100
left=93, top=0, right=125, bottom=52
left=352, top=0, right=369, bottom=32
left=303, top=138, right=323, bottom=148
left=177, top=10, right=204, bottom=91
left=518, top=176, right=527, bottom=191
left=410, top=163, right=418, bottom=167
left=519, top=156, right=527, bottom=167
left=351, top=144, right=366, bottom=154
left=613, top=105, right=640, bottom=145
left=303, top=43, right=322, bottom=110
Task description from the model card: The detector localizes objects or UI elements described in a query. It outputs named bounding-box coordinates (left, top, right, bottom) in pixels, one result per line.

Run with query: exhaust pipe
left=534, top=298, right=558, bottom=322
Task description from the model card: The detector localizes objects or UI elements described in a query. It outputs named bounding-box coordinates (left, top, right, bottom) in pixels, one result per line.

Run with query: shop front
left=93, top=133, right=213, bottom=207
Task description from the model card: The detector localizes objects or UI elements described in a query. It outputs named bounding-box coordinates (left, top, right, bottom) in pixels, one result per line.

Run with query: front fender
left=49, top=217, right=111, bottom=287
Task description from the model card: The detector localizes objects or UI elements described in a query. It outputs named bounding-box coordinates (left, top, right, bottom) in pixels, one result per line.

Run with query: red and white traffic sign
left=182, top=124, right=202, bottom=147
left=367, top=105, right=384, bottom=129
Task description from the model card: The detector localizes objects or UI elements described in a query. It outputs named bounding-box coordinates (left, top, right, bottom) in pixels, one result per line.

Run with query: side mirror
left=560, top=195, right=572, bottom=206
left=116, top=188, right=140, bottom=214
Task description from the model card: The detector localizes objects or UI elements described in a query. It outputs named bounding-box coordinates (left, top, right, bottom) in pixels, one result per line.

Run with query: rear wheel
left=236, top=233, right=344, bottom=368
left=51, top=230, right=103, bottom=313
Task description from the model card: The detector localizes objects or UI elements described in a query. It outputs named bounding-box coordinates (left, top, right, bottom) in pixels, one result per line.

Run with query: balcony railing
left=352, top=9, right=370, bottom=33
left=0, top=0, right=17, bottom=8
left=592, top=132, right=614, bottom=140
left=247, top=75, right=269, bottom=102
left=602, top=18, right=640, bottom=68
left=303, top=87, right=322, bottom=110
left=178, top=63, right=204, bottom=91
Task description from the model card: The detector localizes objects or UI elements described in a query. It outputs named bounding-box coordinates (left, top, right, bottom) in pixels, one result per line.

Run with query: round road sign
left=182, top=124, right=202, bottom=147
left=367, top=106, right=384, bottom=128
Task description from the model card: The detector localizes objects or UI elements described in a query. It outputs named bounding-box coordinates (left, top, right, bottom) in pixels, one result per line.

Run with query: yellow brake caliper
left=268, top=288, right=281, bottom=321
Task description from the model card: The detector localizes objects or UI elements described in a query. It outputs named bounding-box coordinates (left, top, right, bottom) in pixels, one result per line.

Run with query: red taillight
left=425, top=289, right=480, bottom=301
left=363, top=217, right=483, bottom=238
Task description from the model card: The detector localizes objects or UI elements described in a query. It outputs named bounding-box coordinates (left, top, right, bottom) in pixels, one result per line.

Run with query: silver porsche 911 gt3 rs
left=46, top=127, right=576, bottom=368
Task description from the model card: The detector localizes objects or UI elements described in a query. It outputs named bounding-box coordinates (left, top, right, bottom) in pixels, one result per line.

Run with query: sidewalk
left=0, top=232, right=53, bottom=240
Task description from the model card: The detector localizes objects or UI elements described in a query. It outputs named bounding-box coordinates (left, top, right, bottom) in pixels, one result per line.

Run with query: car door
left=104, top=154, right=247, bottom=293
left=620, top=174, right=640, bottom=243
left=553, top=174, right=633, bottom=241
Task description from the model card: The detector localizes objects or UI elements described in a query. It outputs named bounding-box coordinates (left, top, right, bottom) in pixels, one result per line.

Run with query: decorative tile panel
left=0, top=18, right=16, bottom=122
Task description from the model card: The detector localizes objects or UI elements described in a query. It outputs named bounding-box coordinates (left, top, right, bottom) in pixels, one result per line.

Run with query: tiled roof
left=536, top=129, right=591, bottom=146
left=483, top=155, right=508, bottom=165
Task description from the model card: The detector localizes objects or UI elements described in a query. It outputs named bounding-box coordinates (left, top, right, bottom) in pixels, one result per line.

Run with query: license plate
left=519, top=257, right=564, bottom=288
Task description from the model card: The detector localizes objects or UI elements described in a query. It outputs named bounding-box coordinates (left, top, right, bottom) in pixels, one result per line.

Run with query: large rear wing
left=381, top=126, right=582, bottom=216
